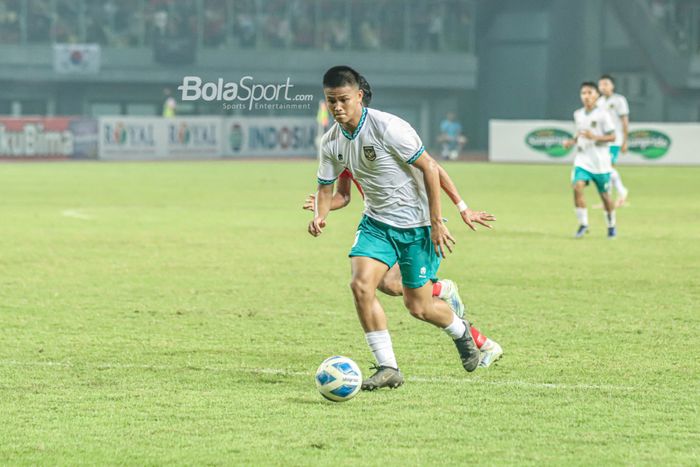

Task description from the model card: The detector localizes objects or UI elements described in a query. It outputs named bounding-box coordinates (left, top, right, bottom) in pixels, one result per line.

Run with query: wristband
left=456, top=200, right=468, bottom=212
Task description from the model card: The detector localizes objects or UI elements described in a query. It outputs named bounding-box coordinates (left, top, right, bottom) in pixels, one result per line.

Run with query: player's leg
left=572, top=169, right=589, bottom=238
left=377, top=263, right=403, bottom=296
left=433, top=279, right=465, bottom=318
left=610, top=168, right=629, bottom=207
left=379, top=266, right=466, bottom=317
left=402, top=282, right=453, bottom=327
left=608, top=146, right=629, bottom=206
left=350, top=256, right=390, bottom=332
left=434, top=284, right=502, bottom=366
left=396, top=228, right=480, bottom=372
left=350, top=257, right=404, bottom=391
left=348, top=216, right=404, bottom=390
left=441, top=142, right=450, bottom=160
left=379, top=267, right=495, bottom=356
left=596, top=174, right=617, bottom=238
left=403, top=284, right=480, bottom=372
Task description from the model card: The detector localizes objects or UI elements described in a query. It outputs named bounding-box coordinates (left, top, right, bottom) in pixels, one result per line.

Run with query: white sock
left=605, top=210, right=616, bottom=228
left=611, top=169, right=627, bottom=197
left=365, top=330, right=398, bottom=369
left=443, top=313, right=467, bottom=340
left=575, top=207, right=588, bottom=226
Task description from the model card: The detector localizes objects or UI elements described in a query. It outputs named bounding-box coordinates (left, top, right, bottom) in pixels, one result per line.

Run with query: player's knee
left=403, top=297, right=428, bottom=320
left=349, top=277, right=374, bottom=300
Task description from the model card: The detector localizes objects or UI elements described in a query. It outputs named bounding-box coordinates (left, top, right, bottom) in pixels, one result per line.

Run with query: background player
left=309, top=66, right=496, bottom=390
left=438, top=111, right=468, bottom=160
left=597, top=74, right=630, bottom=207
left=564, top=82, right=617, bottom=238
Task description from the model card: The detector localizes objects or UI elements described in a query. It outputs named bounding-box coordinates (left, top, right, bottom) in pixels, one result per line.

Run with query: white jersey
left=317, top=107, right=429, bottom=228
left=597, top=93, right=629, bottom=146
left=573, top=106, right=615, bottom=174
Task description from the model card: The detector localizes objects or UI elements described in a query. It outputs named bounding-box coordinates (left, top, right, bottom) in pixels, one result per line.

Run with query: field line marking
left=61, top=209, right=92, bottom=220
left=0, top=360, right=637, bottom=391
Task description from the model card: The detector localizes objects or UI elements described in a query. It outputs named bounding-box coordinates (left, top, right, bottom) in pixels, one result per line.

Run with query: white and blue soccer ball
left=315, top=356, right=362, bottom=402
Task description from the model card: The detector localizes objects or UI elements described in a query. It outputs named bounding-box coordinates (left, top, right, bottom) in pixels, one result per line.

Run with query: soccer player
left=308, top=66, right=496, bottom=390
left=597, top=74, right=630, bottom=207
left=305, top=76, right=501, bottom=367
left=563, top=82, right=617, bottom=238
left=302, top=174, right=503, bottom=368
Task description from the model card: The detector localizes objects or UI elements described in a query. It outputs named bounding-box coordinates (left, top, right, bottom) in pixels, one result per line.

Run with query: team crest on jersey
left=591, top=121, right=597, bottom=128
left=337, top=153, right=343, bottom=161
left=363, top=146, right=377, bottom=161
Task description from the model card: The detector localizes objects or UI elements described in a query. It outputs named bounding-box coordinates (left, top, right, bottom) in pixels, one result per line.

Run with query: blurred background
left=0, top=0, right=698, bottom=155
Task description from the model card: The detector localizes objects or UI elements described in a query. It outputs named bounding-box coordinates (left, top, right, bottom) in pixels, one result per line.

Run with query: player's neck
left=584, top=104, right=596, bottom=112
left=339, top=107, right=364, bottom=134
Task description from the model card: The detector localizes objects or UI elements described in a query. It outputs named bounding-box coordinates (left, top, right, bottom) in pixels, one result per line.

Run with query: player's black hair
left=599, top=74, right=615, bottom=84
left=580, top=81, right=600, bottom=93
left=323, top=65, right=361, bottom=89
left=358, top=75, right=372, bottom=107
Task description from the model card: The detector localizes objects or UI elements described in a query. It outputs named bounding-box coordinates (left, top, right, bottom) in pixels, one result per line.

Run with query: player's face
left=323, top=85, right=363, bottom=124
left=580, top=86, right=599, bottom=109
left=598, top=78, right=614, bottom=96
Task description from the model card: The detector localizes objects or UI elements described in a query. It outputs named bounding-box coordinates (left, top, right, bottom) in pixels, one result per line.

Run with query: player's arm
left=621, top=115, right=629, bottom=152
left=579, top=127, right=615, bottom=144
left=436, top=164, right=495, bottom=230
left=590, top=131, right=615, bottom=144
left=563, top=114, right=578, bottom=148
left=308, top=183, right=333, bottom=237
left=311, top=138, right=342, bottom=236
left=412, top=151, right=455, bottom=258
left=302, top=176, right=352, bottom=211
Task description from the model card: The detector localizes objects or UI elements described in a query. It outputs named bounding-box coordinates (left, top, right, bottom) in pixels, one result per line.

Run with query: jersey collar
left=340, top=107, right=367, bottom=141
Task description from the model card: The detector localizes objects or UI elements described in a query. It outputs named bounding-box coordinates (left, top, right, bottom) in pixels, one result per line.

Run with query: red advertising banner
left=0, top=117, right=98, bottom=160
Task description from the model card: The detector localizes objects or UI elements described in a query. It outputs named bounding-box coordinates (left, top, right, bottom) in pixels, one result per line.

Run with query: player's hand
left=302, top=193, right=316, bottom=211
left=563, top=139, right=575, bottom=149
left=621, top=142, right=628, bottom=153
left=431, top=221, right=455, bottom=258
left=460, top=208, right=496, bottom=231
left=308, top=217, right=326, bottom=237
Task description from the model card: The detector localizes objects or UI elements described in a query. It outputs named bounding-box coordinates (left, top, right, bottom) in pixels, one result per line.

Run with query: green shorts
left=609, top=145, right=621, bottom=164
left=349, top=215, right=440, bottom=289
left=572, top=166, right=611, bottom=194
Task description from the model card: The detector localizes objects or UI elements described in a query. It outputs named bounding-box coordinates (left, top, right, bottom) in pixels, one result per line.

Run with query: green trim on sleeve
left=407, top=146, right=425, bottom=165
left=317, top=177, right=336, bottom=185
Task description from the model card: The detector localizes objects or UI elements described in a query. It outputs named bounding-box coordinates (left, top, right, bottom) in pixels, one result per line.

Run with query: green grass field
left=0, top=161, right=698, bottom=465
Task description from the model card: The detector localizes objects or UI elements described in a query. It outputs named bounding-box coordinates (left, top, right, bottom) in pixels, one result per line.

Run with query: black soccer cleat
left=453, top=323, right=481, bottom=372
left=575, top=225, right=589, bottom=239
left=361, top=364, right=404, bottom=391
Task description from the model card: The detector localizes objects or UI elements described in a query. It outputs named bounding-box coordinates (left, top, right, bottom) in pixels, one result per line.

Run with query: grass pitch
left=0, top=161, right=698, bottom=465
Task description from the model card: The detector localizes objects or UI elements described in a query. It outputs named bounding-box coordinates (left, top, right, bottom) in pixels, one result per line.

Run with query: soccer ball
left=315, top=356, right=362, bottom=402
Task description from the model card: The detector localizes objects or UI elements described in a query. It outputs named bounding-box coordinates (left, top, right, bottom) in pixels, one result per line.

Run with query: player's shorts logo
left=363, top=146, right=377, bottom=161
